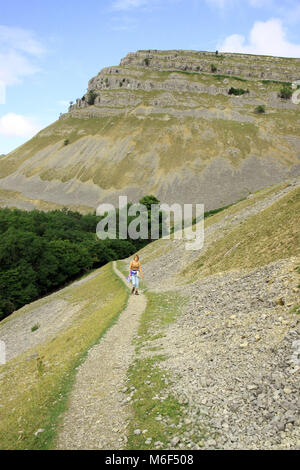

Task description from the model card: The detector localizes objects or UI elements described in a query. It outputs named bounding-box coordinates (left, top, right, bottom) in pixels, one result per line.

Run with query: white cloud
left=0, top=113, right=41, bottom=138
left=111, top=0, right=148, bottom=10
left=0, top=50, right=39, bottom=86
left=0, top=25, right=45, bottom=87
left=205, top=0, right=274, bottom=9
left=219, top=18, right=300, bottom=57
left=0, top=26, right=45, bottom=56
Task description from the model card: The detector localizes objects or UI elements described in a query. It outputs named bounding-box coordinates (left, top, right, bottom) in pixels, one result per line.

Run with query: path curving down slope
left=56, top=261, right=146, bottom=449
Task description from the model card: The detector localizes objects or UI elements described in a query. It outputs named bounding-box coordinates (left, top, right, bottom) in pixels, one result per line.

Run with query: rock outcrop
left=0, top=49, right=299, bottom=212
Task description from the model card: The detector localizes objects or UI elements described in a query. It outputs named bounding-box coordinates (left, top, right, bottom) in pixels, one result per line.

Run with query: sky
left=0, top=0, right=300, bottom=154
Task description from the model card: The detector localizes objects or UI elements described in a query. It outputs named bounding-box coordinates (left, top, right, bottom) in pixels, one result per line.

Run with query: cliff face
left=0, top=50, right=299, bottom=212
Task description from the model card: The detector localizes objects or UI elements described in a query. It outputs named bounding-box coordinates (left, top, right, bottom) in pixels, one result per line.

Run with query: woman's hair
left=134, top=254, right=139, bottom=261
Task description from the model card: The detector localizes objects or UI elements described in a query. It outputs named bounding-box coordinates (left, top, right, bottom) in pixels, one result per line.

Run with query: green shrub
left=144, top=58, right=150, bottom=66
left=31, top=324, right=40, bottom=332
left=228, top=87, right=249, bottom=96
left=211, top=64, right=217, bottom=73
left=87, top=89, right=98, bottom=105
left=255, top=105, right=266, bottom=114
left=64, top=139, right=69, bottom=146
left=279, top=85, right=293, bottom=100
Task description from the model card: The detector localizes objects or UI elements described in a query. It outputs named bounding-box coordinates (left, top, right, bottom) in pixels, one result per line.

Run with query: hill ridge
left=0, top=49, right=299, bottom=212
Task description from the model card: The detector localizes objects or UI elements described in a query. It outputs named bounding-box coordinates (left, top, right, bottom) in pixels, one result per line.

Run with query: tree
left=87, top=89, right=98, bottom=105
left=255, top=105, right=266, bottom=114
left=139, top=195, right=160, bottom=212
left=279, top=85, right=292, bottom=100
left=0, top=199, right=163, bottom=320
left=228, top=87, right=249, bottom=96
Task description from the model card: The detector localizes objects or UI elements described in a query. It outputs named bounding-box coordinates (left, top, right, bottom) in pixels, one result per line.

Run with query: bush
left=87, top=89, right=98, bottom=105
left=144, top=58, right=150, bottom=66
left=228, top=87, right=249, bottom=96
left=139, top=195, right=160, bottom=212
left=0, top=196, right=162, bottom=320
left=64, top=139, right=70, bottom=146
left=211, top=64, right=217, bottom=73
left=279, top=85, right=293, bottom=100
left=255, top=105, right=266, bottom=114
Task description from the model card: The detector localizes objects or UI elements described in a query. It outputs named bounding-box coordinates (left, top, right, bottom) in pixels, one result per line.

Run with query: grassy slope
left=0, top=263, right=128, bottom=450
left=185, top=185, right=300, bottom=279
left=131, top=181, right=292, bottom=266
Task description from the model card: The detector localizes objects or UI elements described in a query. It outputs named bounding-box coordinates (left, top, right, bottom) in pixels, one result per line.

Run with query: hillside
left=0, top=179, right=299, bottom=450
left=0, top=50, right=299, bottom=212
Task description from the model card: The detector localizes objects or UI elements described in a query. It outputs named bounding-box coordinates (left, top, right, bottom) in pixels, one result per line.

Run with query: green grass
left=185, top=186, right=300, bottom=280
left=214, top=74, right=247, bottom=82
left=31, top=324, right=40, bottom=332
left=261, top=79, right=292, bottom=86
left=0, top=262, right=129, bottom=450
left=289, top=305, right=300, bottom=315
left=116, top=259, right=132, bottom=284
left=125, top=291, right=207, bottom=450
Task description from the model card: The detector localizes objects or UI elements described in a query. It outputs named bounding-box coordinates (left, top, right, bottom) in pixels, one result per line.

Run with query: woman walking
left=129, top=255, right=143, bottom=295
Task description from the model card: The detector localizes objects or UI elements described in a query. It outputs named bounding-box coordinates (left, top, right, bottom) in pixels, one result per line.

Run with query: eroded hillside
left=0, top=50, right=299, bottom=212
left=0, top=179, right=299, bottom=450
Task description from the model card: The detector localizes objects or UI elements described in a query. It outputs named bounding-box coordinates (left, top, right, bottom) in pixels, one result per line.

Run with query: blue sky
left=0, top=0, right=300, bottom=154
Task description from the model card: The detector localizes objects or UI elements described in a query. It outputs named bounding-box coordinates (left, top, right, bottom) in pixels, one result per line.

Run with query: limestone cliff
left=0, top=50, right=299, bottom=212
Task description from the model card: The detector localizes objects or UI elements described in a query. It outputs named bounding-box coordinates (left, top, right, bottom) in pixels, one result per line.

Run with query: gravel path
left=56, top=261, right=146, bottom=449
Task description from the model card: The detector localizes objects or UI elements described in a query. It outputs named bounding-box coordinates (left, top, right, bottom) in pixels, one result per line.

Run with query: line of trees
left=0, top=196, right=162, bottom=320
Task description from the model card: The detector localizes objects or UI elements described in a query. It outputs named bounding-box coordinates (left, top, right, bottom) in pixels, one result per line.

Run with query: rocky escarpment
left=67, top=50, right=300, bottom=115
left=120, top=50, right=300, bottom=81
left=0, top=50, right=299, bottom=212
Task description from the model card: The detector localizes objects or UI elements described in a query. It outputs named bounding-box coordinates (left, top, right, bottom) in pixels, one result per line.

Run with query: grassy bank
left=187, top=186, right=300, bottom=279
left=0, top=263, right=129, bottom=450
